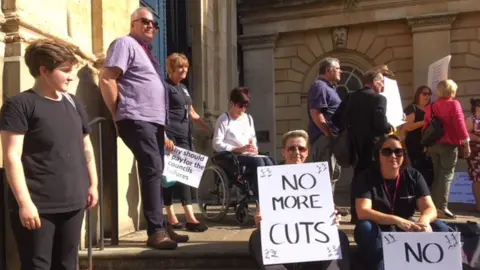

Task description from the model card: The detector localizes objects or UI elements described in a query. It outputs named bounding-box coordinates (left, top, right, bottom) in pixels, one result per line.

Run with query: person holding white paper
left=248, top=130, right=350, bottom=270
left=353, top=134, right=449, bottom=270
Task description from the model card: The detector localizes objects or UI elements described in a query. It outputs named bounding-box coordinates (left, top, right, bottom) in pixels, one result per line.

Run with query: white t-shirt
left=212, top=112, right=257, bottom=152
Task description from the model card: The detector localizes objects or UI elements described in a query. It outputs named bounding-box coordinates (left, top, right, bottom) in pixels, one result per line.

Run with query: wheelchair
left=195, top=151, right=274, bottom=225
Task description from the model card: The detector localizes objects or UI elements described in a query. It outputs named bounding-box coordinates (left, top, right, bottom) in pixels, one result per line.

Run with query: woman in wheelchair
left=249, top=130, right=350, bottom=270
left=212, top=87, right=275, bottom=196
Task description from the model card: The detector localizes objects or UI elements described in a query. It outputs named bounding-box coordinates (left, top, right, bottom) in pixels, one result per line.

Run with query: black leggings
left=11, top=209, right=85, bottom=270
left=163, top=134, right=193, bottom=206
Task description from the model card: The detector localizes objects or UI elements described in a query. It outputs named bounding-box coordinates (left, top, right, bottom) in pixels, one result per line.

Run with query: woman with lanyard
left=353, top=134, right=449, bottom=270
left=163, top=53, right=211, bottom=232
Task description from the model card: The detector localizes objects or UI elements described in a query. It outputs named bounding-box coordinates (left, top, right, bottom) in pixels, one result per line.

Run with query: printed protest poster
left=163, top=147, right=208, bottom=188
left=449, top=172, right=475, bottom=204
left=381, top=77, right=405, bottom=128
left=427, top=55, right=451, bottom=101
left=257, top=162, right=341, bottom=265
left=382, top=232, right=462, bottom=270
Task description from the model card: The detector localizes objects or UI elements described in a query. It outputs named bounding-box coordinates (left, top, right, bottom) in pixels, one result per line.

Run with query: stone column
left=239, top=34, right=278, bottom=157
left=407, top=12, right=457, bottom=90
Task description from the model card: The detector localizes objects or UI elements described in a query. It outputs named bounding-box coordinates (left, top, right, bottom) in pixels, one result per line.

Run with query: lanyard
left=383, top=173, right=401, bottom=214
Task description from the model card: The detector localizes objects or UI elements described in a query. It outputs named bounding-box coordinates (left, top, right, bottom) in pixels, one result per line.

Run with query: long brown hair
left=411, top=85, right=432, bottom=106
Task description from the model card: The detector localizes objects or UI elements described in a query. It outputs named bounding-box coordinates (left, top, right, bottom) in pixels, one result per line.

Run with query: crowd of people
left=0, top=5, right=479, bottom=270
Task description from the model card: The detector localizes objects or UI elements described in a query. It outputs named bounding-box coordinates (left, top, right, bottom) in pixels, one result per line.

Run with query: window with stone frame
left=336, top=66, right=364, bottom=101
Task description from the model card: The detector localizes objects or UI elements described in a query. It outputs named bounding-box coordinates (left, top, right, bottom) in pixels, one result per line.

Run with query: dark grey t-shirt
left=104, top=35, right=167, bottom=125
left=0, top=90, right=91, bottom=213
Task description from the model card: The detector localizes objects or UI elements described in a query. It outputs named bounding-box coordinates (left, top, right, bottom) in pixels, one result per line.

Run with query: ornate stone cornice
left=238, top=34, right=279, bottom=51
left=407, top=12, right=457, bottom=33
left=2, top=11, right=96, bottom=62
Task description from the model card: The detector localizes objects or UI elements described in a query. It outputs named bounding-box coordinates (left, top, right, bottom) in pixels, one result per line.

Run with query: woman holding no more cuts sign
left=163, top=53, right=211, bottom=232
left=353, top=134, right=450, bottom=270
left=249, top=130, right=351, bottom=270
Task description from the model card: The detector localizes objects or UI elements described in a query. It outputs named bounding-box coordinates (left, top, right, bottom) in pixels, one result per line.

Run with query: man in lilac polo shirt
left=307, top=57, right=346, bottom=213
left=99, top=7, right=188, bottom=250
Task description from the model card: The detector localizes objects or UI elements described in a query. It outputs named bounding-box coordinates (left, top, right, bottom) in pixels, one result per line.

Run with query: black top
left=404, top=104, right=426, bottom=157
left=165, top=78, right=192, bottom=138
left=332, top=87, right=392, bottom=170
left=0, top=90, right=91, bottom=213
left=353, top=167, right=430, bottom=220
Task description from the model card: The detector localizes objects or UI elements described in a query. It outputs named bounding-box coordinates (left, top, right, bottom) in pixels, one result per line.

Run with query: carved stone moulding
left=407, top=12, right=457, bottom=33
left=2, top=11, right=96, bottom=62
left=238, top=33, right=279, bottom=51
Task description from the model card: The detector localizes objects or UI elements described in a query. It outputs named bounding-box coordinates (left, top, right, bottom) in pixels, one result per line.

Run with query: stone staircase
left=78, top=203, right=480, bottom=270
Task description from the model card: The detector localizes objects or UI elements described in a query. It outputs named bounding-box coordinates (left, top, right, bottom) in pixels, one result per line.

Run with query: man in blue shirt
left=308, top=57, right=343, bottom=195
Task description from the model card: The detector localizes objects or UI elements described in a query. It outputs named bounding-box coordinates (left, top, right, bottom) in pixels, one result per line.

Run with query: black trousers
left=236, top=154, right=275, bottom=197
left=117, top=119, right=166, bottom=235
left=163, top=134, right=193, bottom=206
left=11, top=209, right=84, bottom=270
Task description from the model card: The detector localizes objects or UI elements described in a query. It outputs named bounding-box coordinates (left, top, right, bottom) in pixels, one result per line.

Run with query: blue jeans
left=354, top=219, right=450, bottom=270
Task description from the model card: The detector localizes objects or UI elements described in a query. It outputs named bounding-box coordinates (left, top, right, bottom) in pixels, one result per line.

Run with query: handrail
left=85, top=117, right=112, bottom=270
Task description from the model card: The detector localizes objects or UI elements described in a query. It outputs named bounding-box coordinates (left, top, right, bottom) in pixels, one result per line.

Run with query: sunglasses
left=134, top=18, right=159, bottom=29
left=380, top=148, right=405, bottom=157
left=236, top=103, right=249, bottom=109
left=421, top=92, right=432, bottom=96
left=287, top=145, right=308, bottom=153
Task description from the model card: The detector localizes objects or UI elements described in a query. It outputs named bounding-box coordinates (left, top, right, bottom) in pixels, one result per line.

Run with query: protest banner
left=163, top=147, right=208, bottom=188
left=382, top=232, right=462, bottom=270
left=381, top=77, right=405, bottom=128
left=257, top=162, right=341, bottom=265
left=427, top=55, right=451, bottom=101
left=449, top=172, right=475, bottom=204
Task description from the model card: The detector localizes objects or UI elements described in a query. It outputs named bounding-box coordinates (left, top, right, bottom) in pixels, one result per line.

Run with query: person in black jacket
left=332, top=68, right=393, bottom=223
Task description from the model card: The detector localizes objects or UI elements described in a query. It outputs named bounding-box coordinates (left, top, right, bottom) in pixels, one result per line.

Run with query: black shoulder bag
left=421, top=102, right=444, bottom=147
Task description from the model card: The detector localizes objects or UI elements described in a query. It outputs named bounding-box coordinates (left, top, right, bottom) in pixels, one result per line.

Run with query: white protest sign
left=382, top=232, right=462, bottom=270
left=449, top=172, right=475, bottom=204
left=381, top=77, right=405, bottom=127
left=257, top=162, right=341, bottom=265
left=163, top=147, right=208, bottom=188
left=427, top=55, right=451, bottom=101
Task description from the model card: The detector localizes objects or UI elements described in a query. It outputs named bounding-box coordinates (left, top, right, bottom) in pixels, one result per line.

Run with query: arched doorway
left=336, top=65, right=364, bottom=101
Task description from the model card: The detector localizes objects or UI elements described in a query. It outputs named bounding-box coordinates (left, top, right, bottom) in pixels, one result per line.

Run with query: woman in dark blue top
left=164, top=53, right=211, bottom=232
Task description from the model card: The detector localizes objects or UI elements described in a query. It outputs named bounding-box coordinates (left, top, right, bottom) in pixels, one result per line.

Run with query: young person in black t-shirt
left=353, top=134, right=449, bottom=270
left=0, top=39, right=98, bottom=270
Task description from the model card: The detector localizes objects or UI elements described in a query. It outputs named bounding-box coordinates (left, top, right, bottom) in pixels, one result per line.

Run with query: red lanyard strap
left=384, top=173, right=401, bottom=214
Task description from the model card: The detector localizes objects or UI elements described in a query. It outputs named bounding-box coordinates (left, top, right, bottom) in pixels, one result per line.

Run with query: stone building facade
left=0, top=0, right=237, bottom=267
left=239, top=0, right=480, bottom=160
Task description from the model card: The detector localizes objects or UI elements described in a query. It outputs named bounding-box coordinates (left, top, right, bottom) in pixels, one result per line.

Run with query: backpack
left=224, top=112, right=252, bottom=127
left=332, top=94, right=358, bottom=168
left=421, top=102, right=444, bottom=147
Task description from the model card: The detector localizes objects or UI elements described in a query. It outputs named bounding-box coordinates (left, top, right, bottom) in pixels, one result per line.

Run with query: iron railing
left=84, top=117, right=118, bottom=270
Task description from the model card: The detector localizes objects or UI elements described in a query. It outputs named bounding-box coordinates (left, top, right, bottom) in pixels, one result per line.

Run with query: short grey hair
left=282, top=130, right=309, bottom=148
left=130, top=7, right=152, bottom=22
left=318, top=57, right=340, bottom=75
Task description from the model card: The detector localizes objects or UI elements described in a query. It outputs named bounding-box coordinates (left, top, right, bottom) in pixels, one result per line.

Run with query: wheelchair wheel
left=196, top=164, right=231, bottom=221
left=235, top=203, right=250, bottom=225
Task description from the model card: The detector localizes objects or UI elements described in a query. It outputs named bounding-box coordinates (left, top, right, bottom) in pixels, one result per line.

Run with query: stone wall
left=450, top=13, right=480, bottom=113
left=273, top=21, right=414, bottom=154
